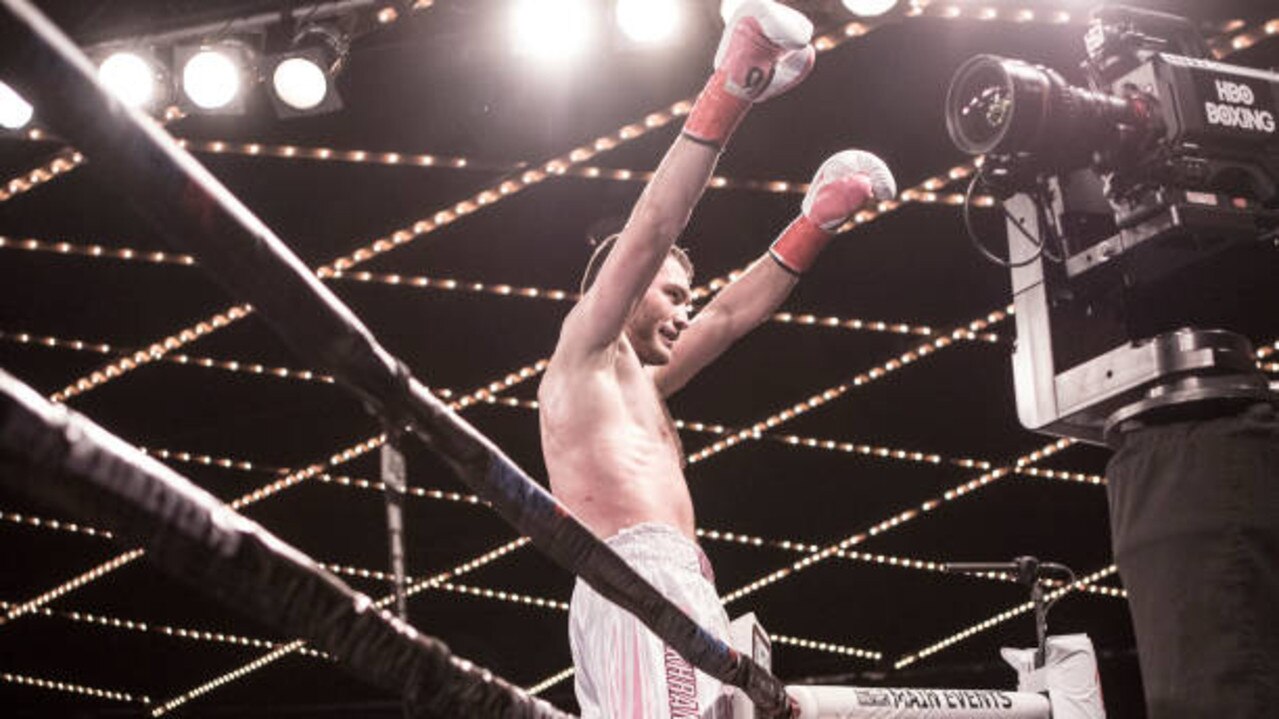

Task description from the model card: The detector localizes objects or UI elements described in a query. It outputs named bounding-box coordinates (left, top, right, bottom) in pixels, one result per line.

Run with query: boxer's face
left=627, top=256, right=692, bottom=366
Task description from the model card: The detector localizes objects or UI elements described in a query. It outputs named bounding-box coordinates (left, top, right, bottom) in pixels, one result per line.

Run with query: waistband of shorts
left=603, top=522, right=714, bottom=581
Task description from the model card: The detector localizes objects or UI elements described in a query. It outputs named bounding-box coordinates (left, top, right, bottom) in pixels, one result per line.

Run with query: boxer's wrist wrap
left=682, top=71, right=752, bottom=150
left=769, top=214, right=833, bottom=274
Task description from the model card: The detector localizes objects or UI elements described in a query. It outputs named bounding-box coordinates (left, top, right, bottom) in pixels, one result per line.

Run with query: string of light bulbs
left=8, top=7, right=1266, bottom=213
left=152, top=535, right=531, bottom=715
left=2, top=550, right=146, bottom=624
left=5, top=357, right=545, bottom=629
left=686, top=308, right=1012, bottom=465
left=3, top=325, right=1048, bottom=485
left=7, top=297, right=1035, bottom=645
left=695, top=528, right=1122, bottom=600
left=0, top=601, right=329, bottom=659
left=525, top=626, right=890, bottom=697
left=0, top=234, right=951, bottom=338
left=0, top=147, right=84, bottom=203
left=2, top=504, right=1120, bottom=605
left=1208, top=17, right=1279, bottom=57
left=1, top=514, right=1120, bottom=693
left=892, top=564, right=1120, bottom=670
left=43, top=7, right=984, bottom=403
left=718, top=436, right=1078, bottom=606
left=1, top=510, right=115, bottom=540
left=526, top=667, right=576, bottom=696
left=0, top=328, right=338, bottom=386
left=12, top=296, right=1013, bottom=643
left=0, top=670, right=151, bottom=705
left=0, top=107, right=185, bottom=203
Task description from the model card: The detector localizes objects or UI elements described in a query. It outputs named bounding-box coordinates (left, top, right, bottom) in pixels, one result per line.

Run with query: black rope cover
left=0, top=367, right=570, bottom=718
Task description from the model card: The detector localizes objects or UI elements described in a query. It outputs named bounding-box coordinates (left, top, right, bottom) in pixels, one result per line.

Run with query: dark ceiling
left=1, top=0, right=1277, bottom=716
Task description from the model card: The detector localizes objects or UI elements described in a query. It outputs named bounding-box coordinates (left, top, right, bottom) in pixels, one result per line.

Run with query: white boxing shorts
left=569, top=523, right=734, bottom=719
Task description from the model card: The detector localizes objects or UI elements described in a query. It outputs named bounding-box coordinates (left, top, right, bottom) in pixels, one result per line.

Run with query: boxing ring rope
left=0, top=1, right=800, bottom=715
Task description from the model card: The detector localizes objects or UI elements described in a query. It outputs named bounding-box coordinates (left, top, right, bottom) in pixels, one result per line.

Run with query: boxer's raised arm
left=555, top=0, right=814, bottom=367
left=654, top=150, right=896, bottom=396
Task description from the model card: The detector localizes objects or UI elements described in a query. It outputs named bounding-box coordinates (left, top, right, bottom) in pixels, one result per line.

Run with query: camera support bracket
left=1006, top=190, right=1277, bottom=446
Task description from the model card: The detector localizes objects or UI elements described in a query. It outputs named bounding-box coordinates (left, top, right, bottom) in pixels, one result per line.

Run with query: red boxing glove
left=683, top=0, right=814, bottom=150
left=770, top=150, right=896, bottom=274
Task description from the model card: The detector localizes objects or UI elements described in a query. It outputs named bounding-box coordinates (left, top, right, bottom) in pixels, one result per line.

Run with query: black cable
left=963, top=163, right=1045, bottom=269
left=1030, top=183, right=1065, bottom=264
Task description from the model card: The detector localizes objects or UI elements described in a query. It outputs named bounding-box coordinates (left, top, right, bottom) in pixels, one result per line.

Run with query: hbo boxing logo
left=1205, top=78, right=1276, bottom=133
left=1214, top=79, right=1255, bottom=105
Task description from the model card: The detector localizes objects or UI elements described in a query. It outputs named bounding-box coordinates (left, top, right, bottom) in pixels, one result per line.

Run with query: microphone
left=943, top=556, right=1065, bottom=586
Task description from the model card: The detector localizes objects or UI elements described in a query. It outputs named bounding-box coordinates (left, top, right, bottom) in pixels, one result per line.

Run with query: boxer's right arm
left=556, top=0, right=814, bottom=365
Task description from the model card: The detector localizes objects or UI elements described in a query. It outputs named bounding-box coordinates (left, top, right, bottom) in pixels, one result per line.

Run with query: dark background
left=1, top=0, right=1276, bottom=716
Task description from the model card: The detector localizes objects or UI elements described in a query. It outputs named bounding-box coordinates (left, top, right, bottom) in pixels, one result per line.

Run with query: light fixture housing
left=96, top=47, right=169, bottom=110
left=175, top=40, right=256, bottom=114
left=265, top=23, right=347, bottom=118
left=0, top=80, right=35, bottom=131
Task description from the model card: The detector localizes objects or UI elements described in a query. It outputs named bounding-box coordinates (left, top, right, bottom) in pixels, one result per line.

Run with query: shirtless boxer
left=537, top=1, right=895, bottom=716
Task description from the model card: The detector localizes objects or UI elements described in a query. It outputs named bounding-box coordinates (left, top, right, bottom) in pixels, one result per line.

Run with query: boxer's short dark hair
left=580, top=234, right=693, bottom=294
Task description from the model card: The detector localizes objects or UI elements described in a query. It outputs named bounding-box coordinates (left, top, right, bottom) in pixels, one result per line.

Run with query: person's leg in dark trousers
left=1107, top=403, right=1279, bottom=718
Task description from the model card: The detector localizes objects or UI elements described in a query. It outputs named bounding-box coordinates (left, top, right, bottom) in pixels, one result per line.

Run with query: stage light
left=177, top=43, right=253, bottom=112
left=617, top=0, right=681, bottom=44
left=510, top=0, right=594, bottom=62
left=274, top=58, right=326, bottom=109
left=0, top=81, right=34, bottom=130
left=842, top=0, right=898, bottom=17
left=184, top=50, right=239, bottom=109
left=266, top=24, right=347, bottom=117
left=98, top=50, right=164, bottom=109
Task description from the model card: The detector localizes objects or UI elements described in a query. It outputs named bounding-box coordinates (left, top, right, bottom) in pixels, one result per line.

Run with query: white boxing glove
left=769, top=150, right=896, bottom=273
left=683, top=0, right=815, bottom=149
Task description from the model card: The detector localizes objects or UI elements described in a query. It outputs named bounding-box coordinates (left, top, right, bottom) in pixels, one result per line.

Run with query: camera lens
left=946, top=54, right=1145, bottom=171
left=947, top=57, right=1018, bottom=155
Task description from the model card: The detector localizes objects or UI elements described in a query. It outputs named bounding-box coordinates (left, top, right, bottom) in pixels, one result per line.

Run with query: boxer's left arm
left=653, top=150, right=896, bottom=397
